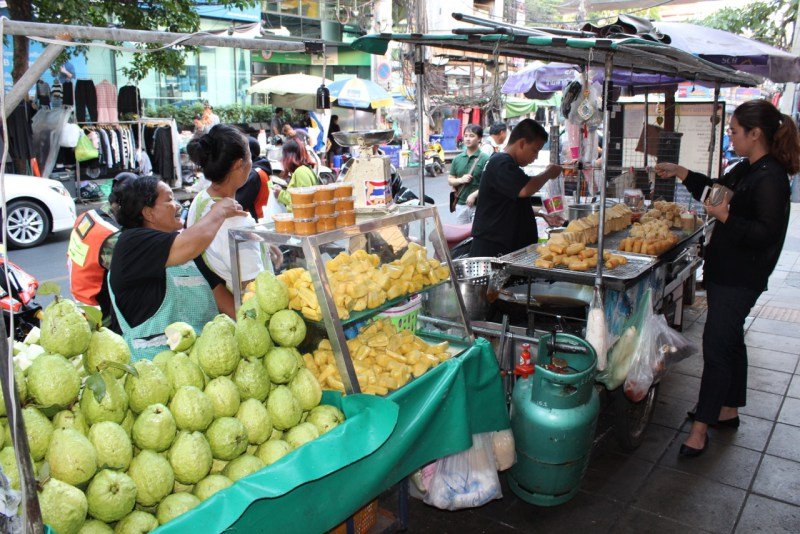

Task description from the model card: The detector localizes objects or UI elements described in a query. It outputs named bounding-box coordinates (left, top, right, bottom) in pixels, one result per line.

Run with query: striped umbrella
left=328, top=78, right=393, bottom=110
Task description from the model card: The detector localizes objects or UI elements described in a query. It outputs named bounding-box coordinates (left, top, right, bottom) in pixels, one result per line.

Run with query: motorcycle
left=0, top=255, right=42, bottom=341
left=424, top=141, right=446, bottom=177
left=443, top=223, right=473, bottom=259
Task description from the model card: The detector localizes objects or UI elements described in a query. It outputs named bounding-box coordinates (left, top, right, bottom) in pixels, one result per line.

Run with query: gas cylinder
left=508, top=333, right=599, bottom=506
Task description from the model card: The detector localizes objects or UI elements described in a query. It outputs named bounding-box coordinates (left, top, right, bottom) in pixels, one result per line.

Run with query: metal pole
left=415, top=0, right=426, bottom=206
left=0, top=18, right=307, bottom=52
left=643, top=90, right=649, bottom=169
left=707, top=83, right=721, bottom=179
left=3, top=42, right=65, bottom=118
left=0, top=320, right=43, bottom=533
left=595, top=54, right=614, bottom=288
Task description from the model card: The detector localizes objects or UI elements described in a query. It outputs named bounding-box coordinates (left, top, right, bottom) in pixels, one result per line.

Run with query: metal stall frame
left=0, top=18, right=315, bottom=532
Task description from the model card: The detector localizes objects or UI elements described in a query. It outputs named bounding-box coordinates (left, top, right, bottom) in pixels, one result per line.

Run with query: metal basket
left=452, top=257, right=495, bottom=285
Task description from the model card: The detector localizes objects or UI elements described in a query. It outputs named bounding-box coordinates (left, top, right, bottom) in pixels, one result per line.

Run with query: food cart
left=349, top=23, right=761, bottom=449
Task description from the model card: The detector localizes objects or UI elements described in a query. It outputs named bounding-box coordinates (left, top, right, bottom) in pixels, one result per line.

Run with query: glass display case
left=228, top=206, right=473, bottom=394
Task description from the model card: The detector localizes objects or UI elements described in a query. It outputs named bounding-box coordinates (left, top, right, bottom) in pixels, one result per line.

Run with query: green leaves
left=97, top=361, right=139, bottom=379
left=37, top=281, right=61, bottom=297
left=85, top=372, right=107, bottom=404
left=78, top=305, right=103, bottom=330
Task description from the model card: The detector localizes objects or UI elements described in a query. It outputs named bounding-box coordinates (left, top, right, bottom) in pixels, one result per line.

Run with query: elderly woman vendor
left=108, top=176, right=245, bottom=360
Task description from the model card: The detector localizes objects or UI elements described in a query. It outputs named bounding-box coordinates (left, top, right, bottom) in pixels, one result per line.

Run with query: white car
left=3, top=174, right=76, bottom=248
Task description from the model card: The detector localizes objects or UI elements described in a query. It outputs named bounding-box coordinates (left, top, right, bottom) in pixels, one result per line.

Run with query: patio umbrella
left=247, top=73, right=333, bottom=109
left=328, top=78, right=393, bottom=110
left=654, top=21, right=800, bottom=83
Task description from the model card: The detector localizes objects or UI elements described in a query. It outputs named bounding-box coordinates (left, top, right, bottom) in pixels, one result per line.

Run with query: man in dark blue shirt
left=470, top=119, right=562, bottom=257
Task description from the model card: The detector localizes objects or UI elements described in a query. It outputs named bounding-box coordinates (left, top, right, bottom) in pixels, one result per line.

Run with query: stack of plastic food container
left=272, top=183, right=357, bottom=234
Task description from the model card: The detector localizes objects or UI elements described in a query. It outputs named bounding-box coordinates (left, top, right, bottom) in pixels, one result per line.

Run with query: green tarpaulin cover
left=152, top=337, right=508, bottom=533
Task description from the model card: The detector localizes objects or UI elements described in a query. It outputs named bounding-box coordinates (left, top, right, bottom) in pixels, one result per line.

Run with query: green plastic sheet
left=154, top=338, right=508, bottom=534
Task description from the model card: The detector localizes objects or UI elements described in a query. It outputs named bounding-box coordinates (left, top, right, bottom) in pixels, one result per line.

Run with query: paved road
left=6, top=167, right=457, bottom=307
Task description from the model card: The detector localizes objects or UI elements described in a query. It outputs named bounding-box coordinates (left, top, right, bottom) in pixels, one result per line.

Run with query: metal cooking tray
left=498, top=245, right=656, bottom=289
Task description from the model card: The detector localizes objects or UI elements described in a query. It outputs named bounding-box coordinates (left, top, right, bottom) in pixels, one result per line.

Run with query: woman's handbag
left=449, top=156, right=481, bottom=212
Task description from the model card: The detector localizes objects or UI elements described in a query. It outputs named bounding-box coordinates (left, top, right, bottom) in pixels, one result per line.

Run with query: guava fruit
left=127, top=450, right=174, bottom=507
left=47, top=428, right=97, bottom=486
left=120, top=410, right=135, bottom=437
left=307, top=405, right=345, bottom=435
left=236, top=399, right=272, bottom=445
left=27, top=353, right=81, bottom=409
left=22, top=406, right=53, bottom=461
left=264, top=347, right=300, bottom=385
left=89, top=421, right=133, bottom=471
left=164, top=322, right=196, bottom=352
left=131, top=403, right=176, bottom=452
left=39, top=477, right=88, bottom=534
left=222, top=454, right=263, bottom=481
left=169, top=386, right=214, bottom=432
left=209, top=458, right=228, bottom=475
left=193, top=474, right=232, bottom=501
left=212, top=314, right=237, bottom=336
left=284, top=422, right=320, bottom=450
left=255, top=271, right=289, bottom=315
left=80, top=371, right=129, bottom=425
left=86, top=469, right=137, bottom=522
left=269, top=428, right=283, bottom=441
left=84, top=327, right=131, bottom=378
left=114, top=510, right=159, bottom=533
left=268, top=310, right=306, bottom=348
left=255, top=440, right=292, bottom=466
left=236, top=297, right=269, bottom=324
left=266, top=386, right=302, bottom=431
left=52, top=407, right=90, bottom=436
left=124, top=360, right=172, bottom=414
left=164, top=353, right=205, bottom=391
left=205, top=417, right=248, bottom=460
left=173, top=480, right=194, bottom=494
left=0, top=446, right=34, bottom=489
left=232, top=358, right=271, bottom=401
left=152, top=350, right=175, bottom=373
left=204, top=376, right=241, bottom=418
left=290, top=348, right=305, bottom=369
left=156, top=492, right=200, bottom=525
left=236, top=313, right=272, bottom=360
left=168, top=431, right=213, bottom=484
left=288, top=368, right=322, bottom=411
left=78, top=519, right=114, bottom=534
left=196, top=322, right=240, bottom=378
left=0, top=365, right=27, bottom=416
left=39, top=298, right=92, bottom=357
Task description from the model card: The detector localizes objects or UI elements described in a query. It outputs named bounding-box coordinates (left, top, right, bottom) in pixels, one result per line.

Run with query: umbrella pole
left=415, top=43, right=426, bottom=206
left=595, top=53, right=614, bottom=289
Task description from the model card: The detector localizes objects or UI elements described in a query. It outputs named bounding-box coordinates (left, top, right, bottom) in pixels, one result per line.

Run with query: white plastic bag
left=624, top=314, right=700, bottom=402
left=261, top=190, right=286, bottom=221
left=585, top=287, right=609, bottom=371
left=423, top=433, right=502, bottom=511
left=491, top=429, right=516, bottom=471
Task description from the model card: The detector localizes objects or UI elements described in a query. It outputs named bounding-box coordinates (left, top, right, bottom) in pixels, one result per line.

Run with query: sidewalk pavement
left=381, top=203, right=800, bottom=533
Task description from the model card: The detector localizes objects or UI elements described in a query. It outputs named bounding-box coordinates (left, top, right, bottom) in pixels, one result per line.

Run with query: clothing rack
left=72, top=117, right=180, bottom=199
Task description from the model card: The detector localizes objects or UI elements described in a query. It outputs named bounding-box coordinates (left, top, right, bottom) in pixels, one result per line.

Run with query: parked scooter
left=424, top=141, right=446, bottom=177
left=443, top=223, right=473, bottom=259
left=0, top=255, right=42, bottom=341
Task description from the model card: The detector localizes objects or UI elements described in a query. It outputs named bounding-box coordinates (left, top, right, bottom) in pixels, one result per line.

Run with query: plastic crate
left=376, top=294, right=421, bottom=332
left=330, top=500, right=378, bottom=534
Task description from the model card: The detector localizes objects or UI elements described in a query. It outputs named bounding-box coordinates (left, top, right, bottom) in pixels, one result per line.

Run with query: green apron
left=108, top=260, right=218, bottom=362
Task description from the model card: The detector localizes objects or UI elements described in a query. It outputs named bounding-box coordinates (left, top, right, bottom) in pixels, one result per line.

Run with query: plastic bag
left=491, top=429, right=516, bottom=471
left=597, top=289, right=652, bottom=390
left=423, top=433, right=502, bottom=510
left=74, top=132, right=99, bottom=162
left=624, top=314, right=700, bottom=402
left=260, top=188, right=287, bottom=221
left=585, top=287, right=609, bottom=371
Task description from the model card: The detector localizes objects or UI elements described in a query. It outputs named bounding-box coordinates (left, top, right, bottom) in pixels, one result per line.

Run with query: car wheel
left=6, top=200, right=50, bottom=248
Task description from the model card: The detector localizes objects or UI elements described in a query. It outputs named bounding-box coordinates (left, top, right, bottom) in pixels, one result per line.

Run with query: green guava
left=89, top=421, right=133, bottom=471
left=236, top=297, right=269, bottom=325
left=156, top=492, right=200, bottom=525
left=127, top=450, right=174, bottom=507
left=236, top=314, right=272, bottom=359
left=169, top=386, right=214, bottom=432
left=255, top=440, right=292, bottom=466
left=124, top=360, right=172, bottom=414
left=0, top=364, right=28, bottom=416
left=205, top=417, right=248, bottom=460
left=39, top=299, right=92, bottom=357
left=84, top=327, right=131, bottom=378
left=77, top=519, right=114, bottom=534
left=233, top=358, right=271, bottom=401
left=47, top=428, right=97, bottom=486
left=204, top=376, right=241, bottom=418
left=0, top=446, right=34, bottom=490
left=193, top=474, right=233, bottom=501
left=222, top=454, right=263, bottom=481
left=236, top=399, right=272, bottom=445
left=268, top=309, right=306, bottom=348
left=164, top=353, right=205, bottom=391
left=196, top=322, right=240, bottom=378
left=164, top=322, right=197, bottom=352
left=114, top=510, right=159, bottom=534
left=288, top=368, right=323, bottom=411
left=120, top=410, right=135, bottom=437
left=80, top=371, right=129, bottom=425
left=255, top=271, right=289, bottom=315
left=52, top=407, right=90, bottom=436
left=168, top=431, right=213, bottom=484
left=39, top=477, right=88, bottom=534
left=284, top=422, right=320, bottom=450
left=86, top=469, right=137, bottom=522
left=264, top=347, right=300, bottom=385
left=307, top=404, right=346, bottom=435
left=27, top=353, right=81, bottom=409
left=131, top=403, right=176, bottom=452
left=22, top=406, right=53, bottom=461
left=152, top=350, right=175, bottom=373
left=266, top=386, right=302, bottom=431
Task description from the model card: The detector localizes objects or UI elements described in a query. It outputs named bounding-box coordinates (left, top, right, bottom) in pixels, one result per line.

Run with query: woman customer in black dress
left=655, top=100, right=800, bottom=457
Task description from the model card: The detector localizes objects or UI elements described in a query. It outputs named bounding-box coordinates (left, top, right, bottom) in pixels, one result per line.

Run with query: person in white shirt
left=481, top=122, right=508, bottom=155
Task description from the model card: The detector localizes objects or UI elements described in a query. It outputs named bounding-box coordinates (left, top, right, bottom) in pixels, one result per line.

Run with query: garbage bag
left=624, top=314, right=699, bottom=402
left=423, top=433, right=502, bottom=510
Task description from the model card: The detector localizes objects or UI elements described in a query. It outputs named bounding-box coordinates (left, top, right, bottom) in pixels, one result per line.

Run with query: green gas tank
left=508, top=333, right=599, bottom=506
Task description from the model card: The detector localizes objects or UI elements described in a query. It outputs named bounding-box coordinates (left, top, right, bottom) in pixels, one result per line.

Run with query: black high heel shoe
left=679, top=434, right=709, bottom=458
left=686, top=411, right=741, bottom=428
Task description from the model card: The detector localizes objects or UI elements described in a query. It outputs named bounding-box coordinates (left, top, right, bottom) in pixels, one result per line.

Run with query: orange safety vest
left=253, top=167, right=271, bottom=220
left=67, top=210, right=119, bottom=306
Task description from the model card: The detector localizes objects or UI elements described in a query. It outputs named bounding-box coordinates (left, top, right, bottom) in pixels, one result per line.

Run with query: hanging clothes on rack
left=80, top=124, right=139, bottom=172
left=62, top=81, right=75, bottom=107
left=117, top=85, right=142, bottom=117
left=51, top=80, right=64, bottom=108
left=6, top=101, right=34, bottom=162
left=96, top=80, right=118, bottom=123
left=75, top=79, right=98, bottom=123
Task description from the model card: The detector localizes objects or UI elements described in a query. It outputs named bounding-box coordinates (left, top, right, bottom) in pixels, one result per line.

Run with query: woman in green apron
left=108, top=175, right=246, bottom=361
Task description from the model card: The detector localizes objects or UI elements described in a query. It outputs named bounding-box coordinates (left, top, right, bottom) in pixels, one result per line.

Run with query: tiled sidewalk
left=384, top=205, right=800, bottom=533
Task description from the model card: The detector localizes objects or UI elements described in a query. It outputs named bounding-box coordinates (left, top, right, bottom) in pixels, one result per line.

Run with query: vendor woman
left=655, top=99, right=800, bottom=458
left=108, top=175, right=246, bottom=360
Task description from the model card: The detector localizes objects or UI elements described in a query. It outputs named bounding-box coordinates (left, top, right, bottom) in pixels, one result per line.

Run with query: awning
left=504, top=95, right=561, bottom=118
left=351, top=33, right=762, bottom=87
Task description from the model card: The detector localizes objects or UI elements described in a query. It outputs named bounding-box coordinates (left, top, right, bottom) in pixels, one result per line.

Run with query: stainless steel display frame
left=228, top=205, right=474, bottom=395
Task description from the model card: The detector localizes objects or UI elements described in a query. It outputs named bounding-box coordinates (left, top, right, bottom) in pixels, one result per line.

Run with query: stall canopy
left=351, top=33, right=762, bottom=87
left=247, top=73, right=332, bottom=110
left=504, top=95, right=561, bottom=118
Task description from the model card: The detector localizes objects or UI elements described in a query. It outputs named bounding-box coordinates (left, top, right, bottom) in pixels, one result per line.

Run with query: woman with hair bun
left=108, top=175, right=246, bottom=360
left=274, top=138, right=319, bottom=210
left=656, top=99, right=800, bottom=458
left=186, top=124, right=264, bottom=291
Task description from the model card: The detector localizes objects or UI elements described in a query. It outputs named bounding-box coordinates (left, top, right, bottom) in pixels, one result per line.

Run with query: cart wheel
left=613, top=383, right=659, bottom=451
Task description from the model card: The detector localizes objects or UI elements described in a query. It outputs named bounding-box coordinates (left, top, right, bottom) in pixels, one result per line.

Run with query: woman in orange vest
left=67, top=172, right=137, bottom=324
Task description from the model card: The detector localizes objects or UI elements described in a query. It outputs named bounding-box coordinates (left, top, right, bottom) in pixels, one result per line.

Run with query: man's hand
left=541, top=164, right=563, bottom=181
left=541, top=213, right=565, bottom=227
left=460, top=174, right=473, bottom=185
left=466, top=190, right=479, bottom=207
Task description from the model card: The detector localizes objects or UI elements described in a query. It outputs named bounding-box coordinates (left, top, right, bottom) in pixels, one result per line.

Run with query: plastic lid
left=293, top=216, right=319, bottom=222
left=292, top=202, right=317, bottom=209
left=288, top=186, right=318, bottom=194
left=272, top=213, right=293, bottom=221
left=338, top=209, right=355, bottom=215
left=336, top=196, right=356, bottom=202
left=319, top=211, right=338, bottom=218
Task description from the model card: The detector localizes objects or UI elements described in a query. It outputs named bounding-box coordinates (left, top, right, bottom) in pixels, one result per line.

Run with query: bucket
left=425, top=258, right=495, bottom=321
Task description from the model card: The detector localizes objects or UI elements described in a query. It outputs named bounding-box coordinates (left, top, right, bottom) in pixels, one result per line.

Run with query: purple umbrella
left=654, top=21, right=800, bottom=83
left=502, top=61, right=688, bottom=95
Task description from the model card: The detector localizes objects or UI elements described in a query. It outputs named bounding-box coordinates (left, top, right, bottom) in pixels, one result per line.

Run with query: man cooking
left=470, top=119, right=562, bottom=257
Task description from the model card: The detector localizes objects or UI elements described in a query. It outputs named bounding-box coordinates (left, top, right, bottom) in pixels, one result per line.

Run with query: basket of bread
left=535, top=242, right=629, bottom=271
left=549, top=204, right=633, bottom=246
left=618, top=219, right=679, bottom=256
